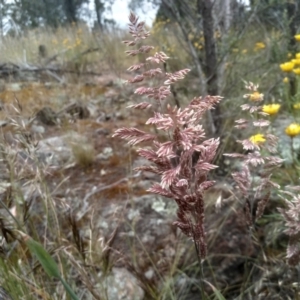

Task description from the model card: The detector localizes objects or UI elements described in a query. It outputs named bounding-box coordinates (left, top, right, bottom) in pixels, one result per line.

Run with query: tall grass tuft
left=113, top=12, right=223, bottom=298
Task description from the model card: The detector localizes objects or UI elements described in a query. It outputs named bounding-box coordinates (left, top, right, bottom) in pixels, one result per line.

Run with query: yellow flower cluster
left=51, top=29, right=82, bottom=50
left=293, top=103, right=300, bottom=109
left=254, top=42, right=266, bottom=51
left=151, top=18, right=170, bottom=34
left=249, top=134, right=266, bottom=145
left=291, top=59, right=300, bottom=65
left=249, top=91, right=264, bottom=102
left=280, top=62, right=294, bottom=72
left=285, top=123, right=300, bottom=137
left=294, top=68, right=300, bottom=75
left=280, top=52, right=300, bottom=74
left=262, top=104, right=281, bottom=115
left=295, top=34, right=300, bottom=42
left=193, top=42, right=203, bottom=50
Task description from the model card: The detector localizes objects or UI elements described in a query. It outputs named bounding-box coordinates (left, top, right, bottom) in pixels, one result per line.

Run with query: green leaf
left=24, top=236, right=61, bottom=278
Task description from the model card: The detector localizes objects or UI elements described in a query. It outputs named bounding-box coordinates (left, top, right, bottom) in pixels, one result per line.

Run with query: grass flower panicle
left=113, top=12, right=222, bottom=260
left=278, top=192, right=300, bottom=266
left=225, top=82, right=282, bottom=227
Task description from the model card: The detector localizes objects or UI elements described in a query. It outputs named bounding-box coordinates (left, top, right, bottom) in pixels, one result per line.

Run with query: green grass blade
left=20, top=232, right=79, bottom=300
left=25, top=236, right=60, bottom=278
left=58, top=276, right=80, bottom=300
left=24, top=235, right=61, bottom=278
left=203, top=280, right=226, bottom=300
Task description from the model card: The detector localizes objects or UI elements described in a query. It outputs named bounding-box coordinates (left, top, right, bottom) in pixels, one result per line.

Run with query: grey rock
left=0, top=121, right=8, bottom=127
left=31, top=124, right=45, bottom=134
left=97, top=267, right=144, bottom=300
left=6, top=83, right=22, bottom=92
left=96, top=147, right=113, bottom=160
left=36, top=132, right=90, bottom=166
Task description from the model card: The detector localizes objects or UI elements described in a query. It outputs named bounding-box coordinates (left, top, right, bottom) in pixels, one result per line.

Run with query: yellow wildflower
left=295, top=34, right=300, bottom=42
left=75, top=38, right=81, bottom=46
left=262, top=104, right=281, bottom=115
left=254, top=42, right=266, bottom=51
left=292, top=59, right=300, bottom=65
left=63, top=38, right=70, bottom=45
left=194, top=42, right=203, bottom=50
left=280, top=62, right=295, bottom=72
left=285, top=123, right=300, bottom=137
left=293, top=103, right=300, bottom=109
left=249, top=134, right=266, bottom=145
left=296, top=53, right=300, bottom=59
left=283, top=77, right=289, bottom=83
left=249, top=91, right=264, bottom=102
left=294, top=68, right=300, bottom=75
left=188, top=33, right=194, bottom=40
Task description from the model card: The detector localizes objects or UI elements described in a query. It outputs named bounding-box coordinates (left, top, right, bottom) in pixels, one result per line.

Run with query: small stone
left=7, top=83, right=22, bottom=92
left=144, top=268, right=155, bottom=280
left=96, top=128, right=109, bottom=135
left=97, top=147, right=113, bottom=160
left=31, top=124, right=45, bottom=134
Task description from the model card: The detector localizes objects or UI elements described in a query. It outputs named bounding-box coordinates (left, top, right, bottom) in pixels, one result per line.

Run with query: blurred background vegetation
left=1, top=0, right=300, bottom=136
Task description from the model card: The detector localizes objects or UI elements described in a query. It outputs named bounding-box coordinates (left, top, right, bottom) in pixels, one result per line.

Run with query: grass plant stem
left=0, top=200, right=22, bottom=230
left=291, top=137, right=295, bottom=165
left=297, top=265, right=300, bottom=300
left=194, top=242, right=206, bottom=300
